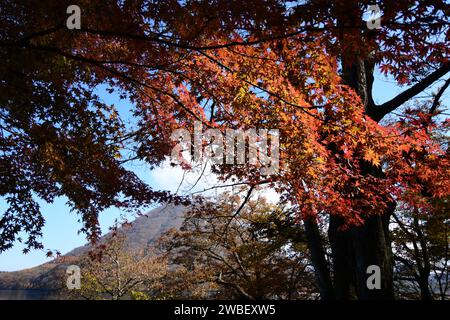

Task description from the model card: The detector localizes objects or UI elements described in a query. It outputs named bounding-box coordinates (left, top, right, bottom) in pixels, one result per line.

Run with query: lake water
left=0, top=289, right=60, bottom=300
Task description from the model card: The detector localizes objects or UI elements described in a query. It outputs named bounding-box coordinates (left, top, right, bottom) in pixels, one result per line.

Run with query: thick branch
left=430, top=77, right=450, bottom=114
left=368, top=63, right=450, bottom=122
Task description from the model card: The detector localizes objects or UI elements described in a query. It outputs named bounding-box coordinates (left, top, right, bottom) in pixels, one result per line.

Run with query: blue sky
left=0, top=71, right=448, bottom=272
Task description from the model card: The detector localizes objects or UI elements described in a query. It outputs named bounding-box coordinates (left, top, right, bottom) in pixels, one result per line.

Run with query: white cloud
left=149, top=158, right=281, bottom=203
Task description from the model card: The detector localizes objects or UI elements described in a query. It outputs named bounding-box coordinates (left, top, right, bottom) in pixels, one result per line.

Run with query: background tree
left=70, top=230, right=168, bottom=300
left=392, top=197, right=450, bottom=300
left=159, top=193, right=317, bottom=300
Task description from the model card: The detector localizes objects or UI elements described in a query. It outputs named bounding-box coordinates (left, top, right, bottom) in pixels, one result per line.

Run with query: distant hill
left=0, top=205, right=185, bottom=291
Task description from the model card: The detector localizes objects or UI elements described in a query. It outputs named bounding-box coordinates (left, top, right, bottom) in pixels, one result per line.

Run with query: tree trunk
left=413, top=216, right=433, bottom=300
left=330, top=36, right=395, bottom=299
left=418, top=273, right=433, bottom=300
left=303, top=217, right=335, bottom=300
left=328, top=215, right=356, bottom=299
left=302, top=6, right=396, bottom=300
left=351, top=210, right=395, bottom=299
left=328, top=206, right=395, bottom=300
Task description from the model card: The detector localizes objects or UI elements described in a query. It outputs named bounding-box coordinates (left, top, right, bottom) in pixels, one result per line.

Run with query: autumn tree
left=392, top=198, right=450, bottom=300
left=159, top=193, right=317, bottom=299
left=1, top=1, right=449, bottom=300
left=69, top=230, right=168, bottom=300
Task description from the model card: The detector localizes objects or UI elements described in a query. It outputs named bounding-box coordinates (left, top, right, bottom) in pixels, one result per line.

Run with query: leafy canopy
left=0, top=0, right=449, bottom=251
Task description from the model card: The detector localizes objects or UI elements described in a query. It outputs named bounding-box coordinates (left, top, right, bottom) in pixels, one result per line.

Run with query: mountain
left=0, top=205, right=185, bottom=291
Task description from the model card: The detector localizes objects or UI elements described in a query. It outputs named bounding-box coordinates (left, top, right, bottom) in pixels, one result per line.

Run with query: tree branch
left=216, top=271, right=254, bottom=300
left=368, top=63, right=450, bottom=122
left=430, top=77, right=450, bottom=114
